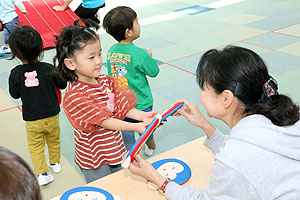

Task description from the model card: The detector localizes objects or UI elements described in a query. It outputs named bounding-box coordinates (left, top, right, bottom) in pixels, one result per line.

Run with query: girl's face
left=69, top=39, right=102, bottom=84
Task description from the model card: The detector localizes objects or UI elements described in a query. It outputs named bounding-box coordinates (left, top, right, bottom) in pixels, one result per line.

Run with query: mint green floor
left=1, top=0, right=300, bottom=199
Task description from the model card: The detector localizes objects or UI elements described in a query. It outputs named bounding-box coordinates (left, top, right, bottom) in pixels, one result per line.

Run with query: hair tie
left=261, top=75, right=279, bottom=100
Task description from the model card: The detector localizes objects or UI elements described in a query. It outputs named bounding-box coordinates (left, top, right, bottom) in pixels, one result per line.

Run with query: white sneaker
left=38, top=173, right=54, bottom=186
left=1, top=45, right=11, bottom=54
left=144, top=144, right=155, bottom=156
left=47, top=160, right=62, bottom=173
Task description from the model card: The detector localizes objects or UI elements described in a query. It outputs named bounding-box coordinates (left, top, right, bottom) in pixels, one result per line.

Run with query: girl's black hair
left=53, top=24, right=99, bottom=84
left=197, top=45, right=299, bottom=126
left=103, top=6, right=137, bottom=41
left=8, top=26, right=43, bottom=63
left=0, top=146, right=42, bottom=200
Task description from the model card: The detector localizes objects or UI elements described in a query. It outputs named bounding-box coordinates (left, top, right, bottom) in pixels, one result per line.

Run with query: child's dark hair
left=103, top=6, right=137, bottom=41
left=0, top=146, right=42, bottom=200
left=74, top=19, right=100, bottom=33
left=197, top=45, right=299, bottom=126
left=53, top=24, right=99, bottom=83
left=8, top=26, right=43, bottom=63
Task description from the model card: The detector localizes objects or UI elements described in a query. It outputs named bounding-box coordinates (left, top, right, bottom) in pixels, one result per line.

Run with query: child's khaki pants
left=26, top=113, right=61, bottom=175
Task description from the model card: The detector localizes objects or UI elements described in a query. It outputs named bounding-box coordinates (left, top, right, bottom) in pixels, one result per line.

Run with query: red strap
left=160, top=178, right=171, bottom=193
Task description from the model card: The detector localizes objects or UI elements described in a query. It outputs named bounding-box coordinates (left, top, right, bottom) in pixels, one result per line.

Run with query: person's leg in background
left=2, top=17, right=18, bottom=53
left=26, top=119, right=54, bottom=186
left=74, top=4, right=105, bottom=24
left=44, top=114, right=61, bottom=174
left=142, top=106, right=156, bottom=156
left=95, top=3, right=105, bottom=24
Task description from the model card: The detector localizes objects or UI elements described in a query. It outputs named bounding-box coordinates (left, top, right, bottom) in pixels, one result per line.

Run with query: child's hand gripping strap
left=123, top=102, right=184, bottom=169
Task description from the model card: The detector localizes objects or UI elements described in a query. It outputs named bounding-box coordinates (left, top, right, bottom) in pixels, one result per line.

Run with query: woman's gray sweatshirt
left=165, top=114, right=300, bottom=200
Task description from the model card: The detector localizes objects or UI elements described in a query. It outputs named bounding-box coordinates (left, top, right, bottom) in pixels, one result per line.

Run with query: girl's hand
left=141, top=111, right=157, bottom=125
left=135, top=122, right=147, bottom=134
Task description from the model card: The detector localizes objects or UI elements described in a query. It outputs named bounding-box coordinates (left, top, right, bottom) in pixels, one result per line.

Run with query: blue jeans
left=122, top=106, right=153, bottom=150
left=3, top=17, right=18, bottom=44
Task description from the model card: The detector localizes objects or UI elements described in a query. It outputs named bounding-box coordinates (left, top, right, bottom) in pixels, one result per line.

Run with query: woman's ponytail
left=252, top=75, right=299, bottom=126
left=252, top=95, right=300, bottom=126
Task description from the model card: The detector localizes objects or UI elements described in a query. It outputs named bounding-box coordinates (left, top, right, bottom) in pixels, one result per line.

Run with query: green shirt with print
left=106, top=43, right=159, bottom=110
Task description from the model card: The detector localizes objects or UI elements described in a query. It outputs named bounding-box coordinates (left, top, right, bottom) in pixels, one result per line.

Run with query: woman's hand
left=175, top=99, right=206, bottom=127
left=175, top=98, right=216, bottom=138
left=128, top=153, right=154, bottom=179
left=128, top=154, right=166, bottom=187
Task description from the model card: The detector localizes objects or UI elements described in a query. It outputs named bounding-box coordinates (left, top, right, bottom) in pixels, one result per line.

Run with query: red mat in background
left=15, top=0, right=79, bottom=49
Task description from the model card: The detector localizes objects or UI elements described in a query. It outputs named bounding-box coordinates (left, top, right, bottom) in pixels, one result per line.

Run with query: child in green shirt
left=103, top=6, right=159, bottom=156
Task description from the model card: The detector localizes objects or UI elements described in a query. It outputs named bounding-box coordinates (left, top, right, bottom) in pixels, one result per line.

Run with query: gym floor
left=1, top=0, right=300, bottom=199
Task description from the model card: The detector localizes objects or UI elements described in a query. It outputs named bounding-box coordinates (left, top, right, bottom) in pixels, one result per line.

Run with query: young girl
left=8, top=26, right=67, bottom=186
left=53, top=24, right=156, bottom=183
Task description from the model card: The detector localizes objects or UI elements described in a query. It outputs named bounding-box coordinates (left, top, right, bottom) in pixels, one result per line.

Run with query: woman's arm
left=176, top=99, right=216, bottom=139
left=53, top=0, right=72, bottom=11
left=165, top=160, right=260, bottom=200
left=176, top=99, right=227, bottom=153
left=203, top=128, right=227, bottom=155
left=128, top=154, right=260, bottom=200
